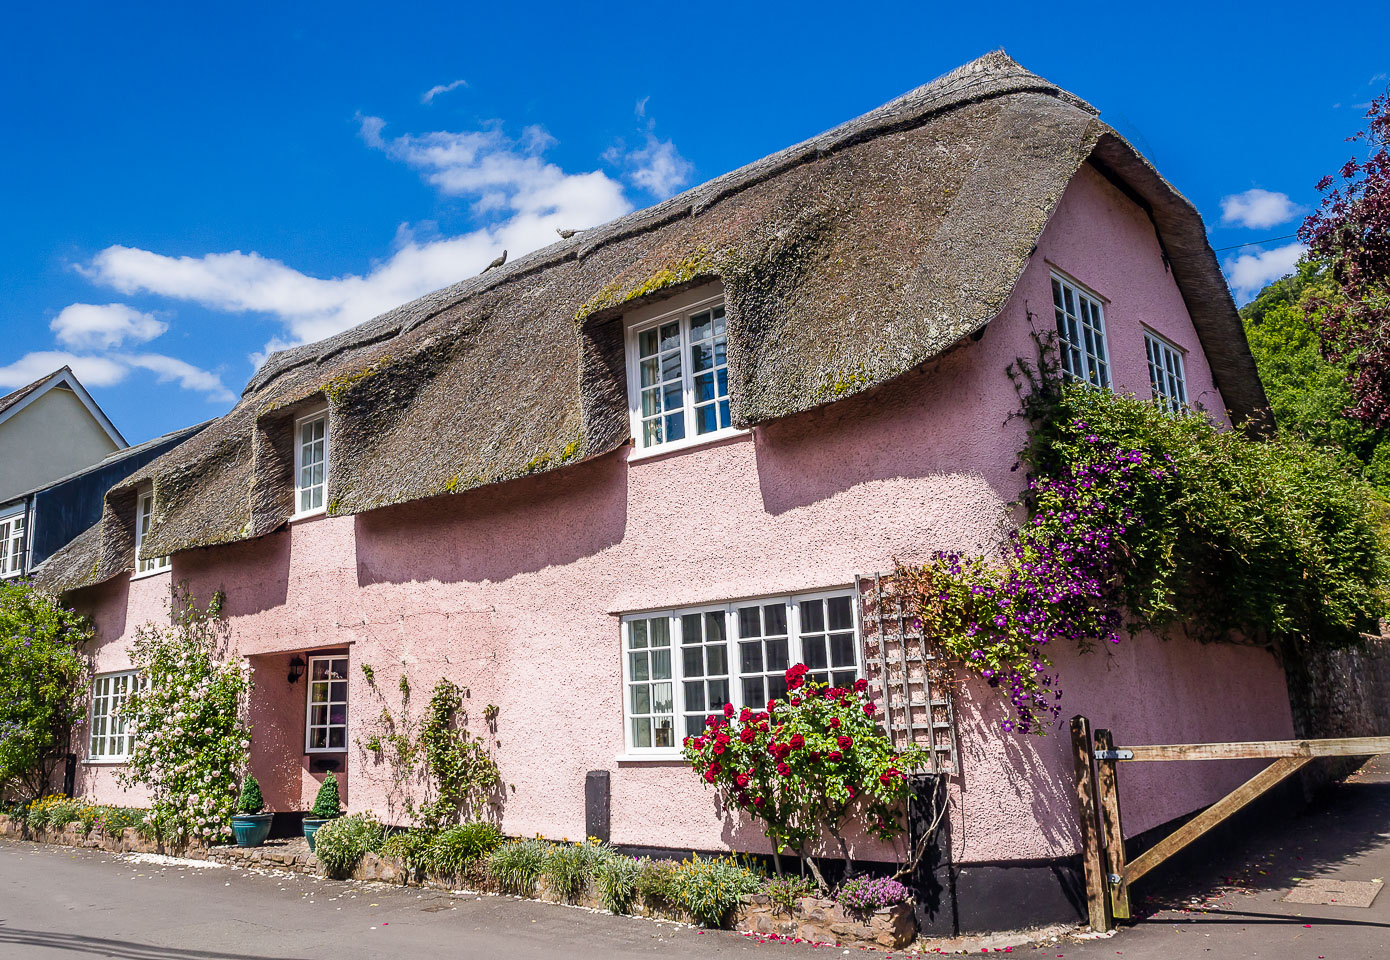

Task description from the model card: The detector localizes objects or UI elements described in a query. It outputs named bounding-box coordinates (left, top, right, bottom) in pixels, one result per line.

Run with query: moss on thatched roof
left=34, top=51, right=1266, bottom=595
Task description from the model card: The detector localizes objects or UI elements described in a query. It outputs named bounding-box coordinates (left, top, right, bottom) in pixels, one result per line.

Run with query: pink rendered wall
left=70, top=164, right=1293, bottom=862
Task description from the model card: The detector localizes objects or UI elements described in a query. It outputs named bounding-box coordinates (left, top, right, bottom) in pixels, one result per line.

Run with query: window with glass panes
left=305, top=655, right=348, bottom=752
left=1051, top=274, right=1110, bottom=390
left=1144, top=331, right=1188, bottom=413
left=620, top=590, right=863, bottom=753
left=0, top=512, right=25, bottom=578
left=135, top=491, right=170, bottom=575
left=89, top=671, right=138, bottom=761
left=628, top=300, right=733, bottom=450
left=295, top=411, right=328, bottom=516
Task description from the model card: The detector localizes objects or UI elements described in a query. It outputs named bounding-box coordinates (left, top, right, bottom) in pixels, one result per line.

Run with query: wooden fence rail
left=1070, top=718, right=1390, bottom=931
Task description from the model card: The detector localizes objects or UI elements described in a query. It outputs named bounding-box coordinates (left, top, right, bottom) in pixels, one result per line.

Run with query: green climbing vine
left=356, top=666, right=501, bottom=827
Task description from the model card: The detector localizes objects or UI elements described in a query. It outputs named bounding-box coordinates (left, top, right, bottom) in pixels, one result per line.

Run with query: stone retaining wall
left=734, top=893, right=915, bottom=949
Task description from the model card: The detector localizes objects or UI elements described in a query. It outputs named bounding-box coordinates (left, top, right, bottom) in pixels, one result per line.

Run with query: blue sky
left=2, top=1, right=1386, bottom=444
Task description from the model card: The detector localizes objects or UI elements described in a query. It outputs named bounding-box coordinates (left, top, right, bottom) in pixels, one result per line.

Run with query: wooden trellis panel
left=856, top=573, right=960, bottom=775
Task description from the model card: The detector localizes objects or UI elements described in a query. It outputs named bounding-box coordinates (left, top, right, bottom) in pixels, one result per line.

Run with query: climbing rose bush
left=119, top=589, right=251, bottom=843
left=682, top=664, right=924, bottom=867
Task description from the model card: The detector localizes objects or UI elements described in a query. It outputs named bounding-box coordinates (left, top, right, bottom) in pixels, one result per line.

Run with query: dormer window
left=134, top=490, right=170, bottom=577
left=625, top=293, right=737, bottom=455
left=1052, top=273, right=1110, bottom=390
left=294, top=409, right=329, bottom=518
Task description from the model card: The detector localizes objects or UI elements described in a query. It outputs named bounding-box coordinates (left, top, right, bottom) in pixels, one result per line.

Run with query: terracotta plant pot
left=230, top=813, right=273, bottom=848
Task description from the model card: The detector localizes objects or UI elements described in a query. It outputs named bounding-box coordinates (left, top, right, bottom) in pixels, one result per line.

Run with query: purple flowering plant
left=837, top=875, right=910, bottom=912
left=897, top=344, right=1389, bottom=735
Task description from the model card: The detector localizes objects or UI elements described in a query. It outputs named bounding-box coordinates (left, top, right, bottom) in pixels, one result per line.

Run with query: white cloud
left=50, top=302, right=167, bottom=350
left=1220, top=189, right=1306, bottom=230
left=421, top=79, right=467, bottom=104
left=119, top=353, right=236, bottom=403
left=1224, top=242, right=1307, bottom=303
left=0, top=351, right=128, bottom=389
left=82, top=118, right=636, bottom=359
left=605, top=103, right=693, bottom=199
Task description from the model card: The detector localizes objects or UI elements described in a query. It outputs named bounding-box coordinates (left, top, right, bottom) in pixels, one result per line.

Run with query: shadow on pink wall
left=352, top=451, right=629, bottom=588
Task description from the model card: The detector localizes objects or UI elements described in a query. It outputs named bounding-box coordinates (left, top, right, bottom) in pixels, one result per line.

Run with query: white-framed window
left=134, top=490, right=171, bottom=576
left=89, top=670, right=139, bottom=762
left=305, top=654, right=348, bottom=752
left=1051, top=273, right=1110, bottom=390
left=625, top=295, right=736, bottom=454
left=294, top=409, right=329, bottom=518
left=0, top=509, right=25, bottom=578
left=1144, top=331, right=1188, bottom=413
left=620, top=589, right=863, bottom=755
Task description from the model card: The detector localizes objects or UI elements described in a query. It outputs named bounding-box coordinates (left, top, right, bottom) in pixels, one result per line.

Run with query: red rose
left=756, top=712, right=769, bottom=724
left=863, top=702, right=876, bottom=716
left=735, top=772, right=749, bottom=788
left=776, top=762, right=792, bottom=776
left=753, top=796, right=766, bottom=808
left=739, top=707, right=752, bottom=722
left=846, top=785, right=857, bottom=799
left=854, top=678, right=868, bottom=693
left=739, top=726, right=755, bottom=744
left=694, top=737, right=706, bottom=749
left=705, top=715, right=717, bottom=728
left=709, top=761, right=722, bottom=775
left=723, top=702, right=735, bottom=718
left=758, top=721, right=770, bottom=732
left=828, top=717, right=841, bottom=729
left=703, top=768, right=716, bottom=783
left=837, top=735, right=852, bottom=750
left=713, top=744, right=725, bottom=755
left=879, top=772, right=893, bottom=785
left=784, top=663, right=809, bottom=690
left=827, top=750, right=843, bottom=762
left=789, top=734, right=805, bottom=750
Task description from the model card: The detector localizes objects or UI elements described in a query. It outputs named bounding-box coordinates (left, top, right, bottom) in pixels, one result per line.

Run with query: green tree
left=1241, top=261, right=1390, bottom=495
left=0, top=580, right=92, bottom=803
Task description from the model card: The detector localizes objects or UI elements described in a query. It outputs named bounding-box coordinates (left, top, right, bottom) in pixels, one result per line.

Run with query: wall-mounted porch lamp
left=288, top=655, right=306, bottom=685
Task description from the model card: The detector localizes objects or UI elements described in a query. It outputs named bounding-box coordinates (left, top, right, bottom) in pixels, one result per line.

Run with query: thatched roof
left=34, top=51, right=1266, bottom=594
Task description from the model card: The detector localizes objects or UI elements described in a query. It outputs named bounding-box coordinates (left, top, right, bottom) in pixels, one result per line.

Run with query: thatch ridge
left=33, top=51, right=1266, bottom=595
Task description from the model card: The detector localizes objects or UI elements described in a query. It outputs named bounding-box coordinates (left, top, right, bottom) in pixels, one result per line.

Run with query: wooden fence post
left=1093, top=728, right=1130, bottom=920
left=1070, top=715, right=1111, bottom=931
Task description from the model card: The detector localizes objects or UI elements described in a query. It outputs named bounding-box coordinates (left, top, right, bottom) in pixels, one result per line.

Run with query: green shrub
left=542, top=841, right=603, bottom=901
left=381, top=828, right=435, bottom=873
left=312, top=814, right=385, bottom=877
left=96, top=806, right=144, bottom=834
left=486, top=839, right=548, bottom=896
left=236, top=776, right=266, bottom=815
left=309, top=774, right=342, bottom=820
left=763, top=874, right=815, bottom=913
left=596, top=854, right=641, bottom=914
left=672, top=854, right=761, bottom=928
left=634, top=857, right=681, bottom=912
left=427, top=822, right=504, bottom=878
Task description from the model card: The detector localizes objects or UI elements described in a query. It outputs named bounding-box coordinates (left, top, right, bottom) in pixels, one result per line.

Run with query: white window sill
left=304, top=748, right=349, bottom=755
left=626, top=428, right=749, bottom=464
left=290, top=508, right=328, bottom=523
left=83, top=759, right=129, bottom=766
left=130, top=566, right=171, bottom=582
left=614, top=753, right=686, bottom=765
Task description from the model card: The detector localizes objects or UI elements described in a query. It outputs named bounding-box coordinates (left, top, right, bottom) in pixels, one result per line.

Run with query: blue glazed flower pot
left=230, top=813, right=273, bottom=848
left=302, top=817, right=329, bottom=851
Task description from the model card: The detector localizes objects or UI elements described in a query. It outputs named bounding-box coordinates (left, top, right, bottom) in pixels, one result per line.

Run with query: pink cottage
left=36, top=52, right=1293, bottom=932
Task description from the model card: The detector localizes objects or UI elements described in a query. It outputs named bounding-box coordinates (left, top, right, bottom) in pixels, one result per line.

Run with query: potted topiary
left=302, top=773, right=342, bottom=851
left=230, top=775, right=273, bottom=848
